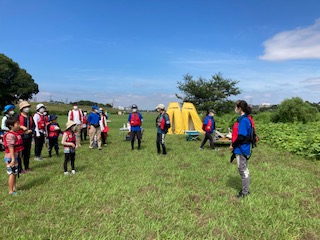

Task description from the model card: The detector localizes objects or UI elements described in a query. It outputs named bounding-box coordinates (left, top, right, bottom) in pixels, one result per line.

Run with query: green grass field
left=0, top=113, right=319, bottom=239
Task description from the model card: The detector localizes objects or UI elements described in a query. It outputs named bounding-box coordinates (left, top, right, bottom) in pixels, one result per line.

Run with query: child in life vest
left=47, top=114, right=61, bottom=157
left=61, top=121, right=77, bottom=175
left=3, top=116, right=24, bottom=195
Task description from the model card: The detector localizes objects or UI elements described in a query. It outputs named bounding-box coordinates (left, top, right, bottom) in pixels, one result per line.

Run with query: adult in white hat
left=33, top=103, right=47, bottom=161
left=155, top=104, right=170, bottom=155
left=61, top=121, right=77, bottom=175
left=18, top=101, right=34, bottom=172
left=67, top=103, right=83, bottom=147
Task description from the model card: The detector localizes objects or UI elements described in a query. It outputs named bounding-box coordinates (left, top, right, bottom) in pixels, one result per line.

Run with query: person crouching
left=61, top=121, right=77, bottom=175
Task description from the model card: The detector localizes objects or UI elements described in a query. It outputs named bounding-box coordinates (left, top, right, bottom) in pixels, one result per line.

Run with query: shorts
left=4, top=158, right=18, bottom=175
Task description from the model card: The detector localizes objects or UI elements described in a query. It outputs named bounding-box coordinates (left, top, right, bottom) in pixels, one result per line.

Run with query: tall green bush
left=271, top=97, right=318, bottom=123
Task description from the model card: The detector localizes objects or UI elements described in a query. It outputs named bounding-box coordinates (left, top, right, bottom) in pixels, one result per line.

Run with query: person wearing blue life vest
left=230, top=100, right=253, bottom=198
left=199, top=109, right=216, bottom=150
left=1, top=104, right=16, bottom=132
left=87, top=106, right=101, bottom=150
left=128, top=104, right=143, bottom=150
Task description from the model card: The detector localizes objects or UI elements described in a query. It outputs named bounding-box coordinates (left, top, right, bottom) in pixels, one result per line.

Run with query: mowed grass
left=0, top=113, right=319, bottom=239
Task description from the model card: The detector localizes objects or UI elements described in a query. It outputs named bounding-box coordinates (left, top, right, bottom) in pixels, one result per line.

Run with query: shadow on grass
left=226, top=174, right=241, bottom=190
left=19, top=176, right=50, bottom=190
left=31, top=159, right=56, bottom=170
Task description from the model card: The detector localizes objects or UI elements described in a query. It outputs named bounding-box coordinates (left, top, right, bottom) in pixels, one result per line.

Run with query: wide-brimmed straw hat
left=65, top=120, right=76, bottom=130
left=19, top=101, right=31, bottom=110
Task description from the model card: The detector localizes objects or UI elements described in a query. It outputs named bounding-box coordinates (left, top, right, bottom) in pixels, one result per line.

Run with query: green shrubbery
left=271, top=97, right=318, bottom=123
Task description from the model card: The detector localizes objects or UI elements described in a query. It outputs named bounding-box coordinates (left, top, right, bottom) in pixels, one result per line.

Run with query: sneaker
left=20, top=170, right=27, bottom=174
left=199, top=147, right=203, bottom=150
left=89, top=146, right=93, bottom=149
left=34, top=157, right=42, bottom=161
left=71, top=170, right=76, bottom=175
left=98, top=147, right=102, bottom=150
left=25, top=168, right=32, bottom=172
left=237, top=191, right=250, bottom=198
left=64, top=172, right=69, bottom=175
left=9, top=191, right=17, bottom=196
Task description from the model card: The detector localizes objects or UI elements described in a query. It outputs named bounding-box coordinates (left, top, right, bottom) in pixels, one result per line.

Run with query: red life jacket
left=70, top=110, right=83, bottom=122
left=35, top=113, right=46, bottom=130
left=130, top=113, right=141, bottom=126
left=63, top=131, right=76, bottom=147
left=48, top=124, right=59, bottom=138
left=202, top=117, right=214, bottom=132
left=3, top=131, right=24, bottom=153
left=17, top=114, right=33, bottom=135
left=232, top=115, right=255, bottom=143
left=83, top=116, right=88, bottom=124
left=160, top=113, right=170, bottom=130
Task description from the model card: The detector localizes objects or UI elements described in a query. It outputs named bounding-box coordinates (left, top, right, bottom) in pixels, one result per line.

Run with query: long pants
left=236, top=154, right=250, bottom=195
left=101, top=132, right=107, bottom=145
left=34, top=133, right=45, bottom=157
left=22, top=137, right=32, bottom=170
left=200, top=132, right=215, bottom=149
left=48, top=138, right=59, bottom=157
left=156, top=133, right=167, bottom=154
left=89, top=126, right=101, bottom=148
left=130, top=131, right=142, bottom=149
left=81, top=127, right=87, bottom=141
left=64, top=152, right=75, bottom=172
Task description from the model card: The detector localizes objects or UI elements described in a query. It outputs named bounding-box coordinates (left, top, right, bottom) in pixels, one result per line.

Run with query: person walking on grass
left=199, top=109, right=216, bottom=150
left=3, top=116, right=24, bottom=195
left=61, top=121, right=77, bottom=175
left=68, top=103, right=83, bottom=147
left=17, top=101, right=34, bottom=173
left=156, top=104, right=170, bottom=155
left=47, top=114, right=61, bottom=157
left=87, top=106, right=101, bottom=150
left=33, top=103, right=47, bottom=161
left=230, top=100, right=253, bottom=198
left=128, top=104, right=143, bottom=150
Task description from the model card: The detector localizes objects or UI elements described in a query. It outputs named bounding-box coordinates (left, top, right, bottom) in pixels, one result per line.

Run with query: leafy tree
left=0, top=54, right=38, bottom=109
left=176, top=73, right=241, bottom=114
left=271, top=97, right=319, bottom=123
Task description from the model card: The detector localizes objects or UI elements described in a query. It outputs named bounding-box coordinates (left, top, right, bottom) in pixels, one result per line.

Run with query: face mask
left=71, top=126, right=76, bottom=131
left=73, top=106, right=78, bottom=110
left=132, top=108, right=137, bottom=113
left=39, top=108, right=45, bottom=113
left=23, top=107, right=30, bottom=113
left=84, top=112, right=87, bottom=116
left=94, top=109, right=98, bottom=113
left=8, top=110, right=15, bottom=116
left=235, top=107, right=240, bottom=114
left=44, top=112, right=48, bottom=116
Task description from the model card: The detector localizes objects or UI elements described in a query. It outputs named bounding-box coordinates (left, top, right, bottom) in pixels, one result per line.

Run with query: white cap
left=156, top=104, right=165, bottom=110
left=36, top=103, right=46, bottom=111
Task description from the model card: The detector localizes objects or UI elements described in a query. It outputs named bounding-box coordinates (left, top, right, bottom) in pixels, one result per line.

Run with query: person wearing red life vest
left=33, top=103, right=47, bottom=161
left=68, top=103, right=83, bottom=147
left=156, top=104, right=170, bottom=155
left=81, top=111, right=88, bottom=141
left=127, top=104, right=143, bottom=150
left=17, top=101, right=34, bottom=173
left=47, top=114, right=61, bottom=157
left=3, top=115, right=24, bottom=195
left=199, top=109, right=216, bottom=150
left=61, top=121, right=77, bottom=175
left=230, top=100, right=253, bottom=198
left=99, top=108, right=109, bottom=146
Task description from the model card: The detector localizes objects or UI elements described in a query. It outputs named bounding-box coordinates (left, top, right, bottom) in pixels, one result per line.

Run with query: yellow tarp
left=166, top=102, right=184, bottom=134
left=181, top=102, right=204, bottom=133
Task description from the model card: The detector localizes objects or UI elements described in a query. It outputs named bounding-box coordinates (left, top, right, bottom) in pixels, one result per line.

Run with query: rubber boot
left=162, top=144, right=167, bottom=155
left=157, top=143, right=161, bottom=154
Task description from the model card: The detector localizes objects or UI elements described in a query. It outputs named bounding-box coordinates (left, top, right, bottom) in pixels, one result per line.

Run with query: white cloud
left=260, top=19, right=320, bottom=61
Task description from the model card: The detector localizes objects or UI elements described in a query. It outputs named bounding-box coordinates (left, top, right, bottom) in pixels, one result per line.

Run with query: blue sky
left=1, top=0, right=320, bottom=110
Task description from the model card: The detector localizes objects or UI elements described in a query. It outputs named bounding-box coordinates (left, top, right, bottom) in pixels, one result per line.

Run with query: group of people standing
left=2, top=100, right=254, bottom=199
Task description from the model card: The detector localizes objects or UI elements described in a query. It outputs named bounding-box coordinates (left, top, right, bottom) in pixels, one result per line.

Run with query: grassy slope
left=0, top=113, right=319, bottom=239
